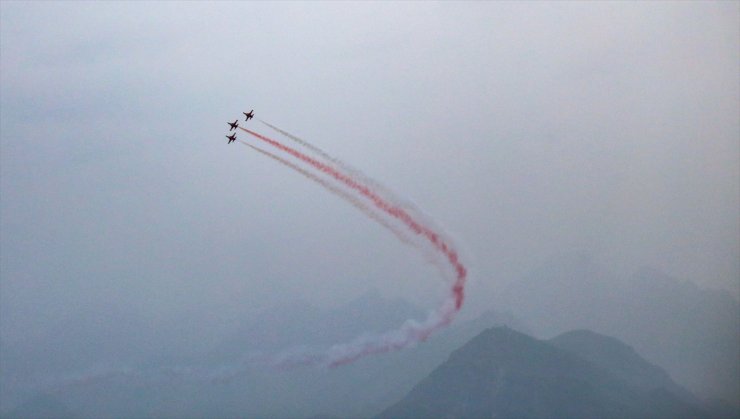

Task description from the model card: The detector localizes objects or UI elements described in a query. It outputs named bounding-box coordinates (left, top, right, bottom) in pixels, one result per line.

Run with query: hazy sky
left=1, top=1, right=738, bottom=340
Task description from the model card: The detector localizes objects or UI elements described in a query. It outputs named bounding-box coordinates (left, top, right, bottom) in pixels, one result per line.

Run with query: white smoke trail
left=240, top=127, right=468, bottom=369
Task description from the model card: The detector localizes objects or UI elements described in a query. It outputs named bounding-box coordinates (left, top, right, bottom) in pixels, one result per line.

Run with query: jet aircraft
left=226, top=133, right=237, bottom=144
left=243, top=110, right=254, bottom=121
left=228, top=120, right=239, bottom=131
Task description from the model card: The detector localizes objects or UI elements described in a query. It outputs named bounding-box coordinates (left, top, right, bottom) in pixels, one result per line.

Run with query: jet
left=227, top=119, right=239, bottom=131
left=243, top=110, right=254, bottom=121
left=226, top=133, right=237, bottom=144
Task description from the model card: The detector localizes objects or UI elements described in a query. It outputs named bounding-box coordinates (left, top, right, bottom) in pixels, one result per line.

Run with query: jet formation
left=224, top=110, right=254, bottom=144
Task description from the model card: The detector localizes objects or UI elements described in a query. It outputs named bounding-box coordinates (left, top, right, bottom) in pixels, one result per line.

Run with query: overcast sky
left=1, top=1, right=738, bottom=341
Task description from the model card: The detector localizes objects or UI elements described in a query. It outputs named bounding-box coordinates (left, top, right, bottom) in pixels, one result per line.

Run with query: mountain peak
left=380, top=327, right=709, bottom=418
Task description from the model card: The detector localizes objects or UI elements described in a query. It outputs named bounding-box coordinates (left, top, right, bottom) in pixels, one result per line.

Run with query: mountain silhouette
left=380, top=327, right=712, bottom=418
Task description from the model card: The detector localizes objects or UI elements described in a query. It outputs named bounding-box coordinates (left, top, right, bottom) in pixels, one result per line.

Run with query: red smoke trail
left=260, top=121, right=455, bottom=279
left=259, top=120, right=334, bottom=163
left=241, top=127, right=465, bottom=309
left=260, top=120, right=418, bottom=218
left=240, top=140, right=417, bottom=247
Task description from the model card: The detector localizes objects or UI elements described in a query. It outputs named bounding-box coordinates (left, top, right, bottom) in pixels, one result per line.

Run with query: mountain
left=3, top=292, right=526, bottom=417
left=380, top=327, right=712, bottom=419
left=10, top=293, right=526, bottom=419
left=500, top=254, right=740, bottom=404
left=179, top=303, right=528, bottom=419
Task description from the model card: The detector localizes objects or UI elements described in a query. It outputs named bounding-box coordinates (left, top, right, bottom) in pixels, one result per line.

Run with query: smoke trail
left=239, top=127, right=465, bottom=307
left=241, top=128, right=465, bottom=292
left=240, top=140, right=417, bottom=248
left=240, top=127, right=466, bottom=367
left=259, top=120, right=334, bottom=163
left=260, top=120, right=431, bottom=226
left=260, top=120, right=459, bottom=275
left=259, top=119, right=384, bottom=194
left=39, top=129, right=467, bottom=393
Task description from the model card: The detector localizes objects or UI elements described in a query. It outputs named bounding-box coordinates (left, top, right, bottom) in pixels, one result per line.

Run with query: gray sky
left=1, top=1, right=738, bottom=340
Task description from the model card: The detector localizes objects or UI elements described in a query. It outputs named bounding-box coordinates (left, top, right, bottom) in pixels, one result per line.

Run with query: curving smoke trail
left=259, top=121, right=459, bottom=284
left=240, top=140, right=417, bottom=248
left=259, top=120, right=437, bottom=234
left=38, top=125, right=468, bottom=393
left=239, top=127, right=465, bottom=308
left=239, top=127, right=467, bottom=367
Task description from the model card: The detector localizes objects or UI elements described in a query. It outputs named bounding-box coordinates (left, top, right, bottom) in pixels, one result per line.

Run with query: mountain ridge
left=380, top=326, right=714, bottom=418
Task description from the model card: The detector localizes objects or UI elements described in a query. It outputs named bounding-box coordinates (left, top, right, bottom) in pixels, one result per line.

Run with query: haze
left=1, top=1, right=738, bottom=414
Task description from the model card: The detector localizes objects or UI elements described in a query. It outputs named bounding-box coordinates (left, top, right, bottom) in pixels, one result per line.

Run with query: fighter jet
left=243, top=110, right=254, bottom=121
left=227, top=119, right=239, bottom=131
left=226, top=133, right=237, bottom=144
